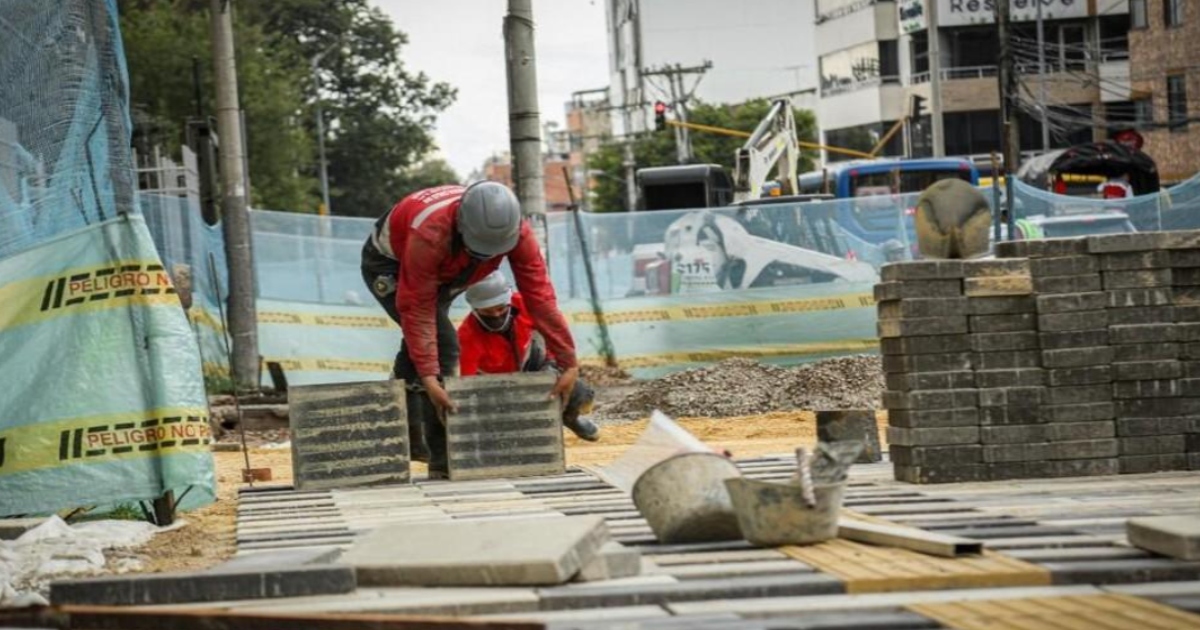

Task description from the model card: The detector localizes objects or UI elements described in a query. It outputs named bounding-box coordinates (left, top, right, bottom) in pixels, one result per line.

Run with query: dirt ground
left=134, top=411, right=887, bottom=574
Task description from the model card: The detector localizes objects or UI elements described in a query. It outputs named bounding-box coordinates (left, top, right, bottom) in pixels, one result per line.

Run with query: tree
left=586, top=99, right=818, bottom=212
left=396, top=158, right=461, bottom=195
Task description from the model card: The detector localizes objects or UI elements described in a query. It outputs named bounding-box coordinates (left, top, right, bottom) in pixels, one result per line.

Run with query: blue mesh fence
left=1012, top=173, right=1200, bottom=232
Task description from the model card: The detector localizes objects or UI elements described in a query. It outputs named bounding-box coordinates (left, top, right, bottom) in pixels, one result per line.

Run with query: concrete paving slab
left=1043, top=558, right=1200, bottom=584
left=1005, top=547, right=1152, bottom=562
left=445, top=372, right=565, bottom=481
left=1127, top=514, right=1200, bottom=560
left=204, top=548, right=342, bottom=572
left=474, top=604, right=670, bottom=623
left=662, top=560, right=814, bottom=580
left=1102, top=580, right=1200, bottom=597
left=50, top=565, right=356, bottom=606
left=647, top=550, right=789, bottom=566
left=536, top=573, right=844, bottom=610
left=340, top=514, right=608, bottom=586
left=229, top=586, right=540, bottom=616
left=575, top=541, right=642, bottom=582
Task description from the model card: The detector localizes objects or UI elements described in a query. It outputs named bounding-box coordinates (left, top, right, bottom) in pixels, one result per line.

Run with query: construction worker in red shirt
left=458, top=271, right=600, bottom=442
left=360, top=182, right=579, bottom=478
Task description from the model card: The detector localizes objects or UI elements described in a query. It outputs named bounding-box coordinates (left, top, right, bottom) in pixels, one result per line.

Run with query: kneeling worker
left=459, top=271, right=600, bottom=442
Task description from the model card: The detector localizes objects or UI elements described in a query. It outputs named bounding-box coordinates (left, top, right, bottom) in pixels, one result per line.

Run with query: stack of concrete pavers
left=1090, top=233, right=1188, bottom=475
left=876, top=260, right=980, bottom=483
left=961, top=258, right=1046, bottom=482
left=1171, top=237, right=1200, bottom=472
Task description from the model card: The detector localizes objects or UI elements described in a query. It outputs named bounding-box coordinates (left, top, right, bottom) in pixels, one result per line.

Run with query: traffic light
left=910, top=94, right=928, bottom=119
left=654, top=101, right=667, bottom=131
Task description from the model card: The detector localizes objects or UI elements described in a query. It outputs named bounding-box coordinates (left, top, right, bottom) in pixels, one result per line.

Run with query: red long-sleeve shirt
left=458, top=293, right=538, bottom=376
left=375, top=185, right=576, bottom=378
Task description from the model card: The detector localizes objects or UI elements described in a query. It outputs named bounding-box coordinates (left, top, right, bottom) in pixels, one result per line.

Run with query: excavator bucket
left=914, top=179, right=993, bottom=259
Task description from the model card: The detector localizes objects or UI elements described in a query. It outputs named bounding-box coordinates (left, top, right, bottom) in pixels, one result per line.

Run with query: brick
left=1178, top=323, right=1200, bottom=341
left=979, top=404, right=1044, bottom=426
left=983, top=443, right=1052, bottom=463
left=1120, top=454, right=1190, bottom=474
left=1115, top=398, right=1186, bottom=418
left=1191, top=453, right=1200, bottom=470
left=1087, top=232, right=1168, bottom=253
left=1184, top=361, right=1200, bottom=378
left=1172, top=267, right=1200, bottom=286
left=977, top=386, right=1045, bottom=407
left=882, top=352, right=973, bottom=374
left=893, top=464, right=988, bottom=484
left=1029, top=255, right=1100, bottom=277
left=886, top=407, right=980, bottom=428
left=1178, top=305, right=1200, bottom=321
left=886, top=426, right=979, bottom=446
left=1033, top=274, right=1102, bottom=294
left=816, top=410, right=881, bottom=463
left=880, top=334, right=972, bottom=356
left=288, top=380, right=411, bottom=491
left=962, top=259, right=1030, bottom=277
left=1175, top=286, right=1200, bottom=305
left=1105, top=288, right=1174, bottom=308
left=1117, top=417, right=1192, bottom=437
left=982, top=425, right=1048, bottom=444
left=972, top=350, right=1041, bottom=370
left=970, top=332, right=1039, bottom=352
left=1160, top=230, right=1200, bottom=250
left=877, top=298, right=969, bottom=319
left=1038, top=310, right=1108, bottom=332
left=878, top=316, right=968, bottom=338
left=1107, top=306, right=1176, bottom=325
left=1046, top=366, right=1112, bottom=387
left=1121, top=435, right=1187, bottom=456
left=1039, top=329, right=1110, bottom=350
left=880, top=260, right=965, bottom=281
left=1189, top=433, right=1200, bottom=452
left=968, top=296, right=1037, bottom=315
left=1102, top=250, right=1172, bottom=270
left=1109, top=324, right=1179, bottom=345
left=1114, top=342, right=1181, bottom=362
left=1043, top=458, right=1119, bottom=477
left=1046, top=422, right=1115, bottom=441
left=874, top=280, right=963, bottom=301
left=987, top=462, right=1048, bottom=480
left=1177, top=378, right=1200, bottom=397
left=969, top=313, right=1037, bottom=333
left=1112, top=360, right=1183, bottom=381
left=1170, top=249, right=1200, bottom=267
left=445, top=372, right=565, bottom=481
left=49, top=565, right=357, bottom=606
left=1045, top=385, right=1112, bottom=406
left=1103, top=269, right=1173, bottom=290
left=888, top=445, right=982, bottom=466
left=1049, top=439, right=1119, bottom=460
left=884, top=370, right=976, bottom=392
left=974, top=368, right=1046, bottom=388
left=883, top=389, right=977, bottom=410
left=1183, top=342, right=1200, bottom=360
left=1042, top=402, right=1114, bottom=422
left=343, top=515, right=608, bottom=586
left=1035, top=292, right=1107, bottom=314
left=996, top=238, right=1088, bottom=258
left=963, top=275, right=1034, bottom=297
left=1041, top=346, right=1114, bottom=368
left=1114, top=379, right=1181, bottom=399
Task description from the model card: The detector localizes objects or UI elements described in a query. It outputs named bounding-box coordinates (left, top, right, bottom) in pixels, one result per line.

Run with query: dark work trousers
left=361, top=237, right=472, bottom=474
left=519, top=334, right=595, bottom=424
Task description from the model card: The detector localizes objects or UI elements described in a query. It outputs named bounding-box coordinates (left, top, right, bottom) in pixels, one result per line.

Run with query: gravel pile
left=581, top=364, right=635, bottom=387
left=603, top=355, right=882, bottom=420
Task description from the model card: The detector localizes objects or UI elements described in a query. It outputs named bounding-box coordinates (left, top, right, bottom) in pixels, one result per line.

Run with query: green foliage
left=586, top=99, right=819, bottom=212
left=117, top=0, right=455, bottom=216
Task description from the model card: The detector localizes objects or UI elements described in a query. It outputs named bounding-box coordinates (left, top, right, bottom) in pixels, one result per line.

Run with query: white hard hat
left=465, top=271, right=512, bottom=310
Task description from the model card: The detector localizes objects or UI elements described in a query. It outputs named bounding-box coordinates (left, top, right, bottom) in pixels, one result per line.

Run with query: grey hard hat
left=465, top=271, right=512, bottom=310
left=458, top=182, right=522, bottom=256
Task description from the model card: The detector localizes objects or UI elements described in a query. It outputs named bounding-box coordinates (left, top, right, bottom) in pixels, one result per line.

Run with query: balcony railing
left=821, top=75, right=901, bottom=96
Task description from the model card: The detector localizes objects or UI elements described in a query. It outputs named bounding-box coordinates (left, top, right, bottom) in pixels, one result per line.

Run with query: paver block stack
left=877, top=261, right=980, bottom=484
left=961, top=258, right=1045, bottom=482
left=1166, top=232, right=1200, bottom=472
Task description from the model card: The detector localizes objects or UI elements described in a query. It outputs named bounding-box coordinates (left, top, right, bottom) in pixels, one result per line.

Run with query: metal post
left=997, top=0, right=1021, bottom=176
left=674, top=66, right=693, bottom=163
left=504, top=0, right=547, bottom=247
left=1036, top=0, right=1050, bottom=150
left=209, top=0, right=259, bottom=391
left=929, top=0, right=945, bottom=157
left=311, top=51, right=333, bottom=215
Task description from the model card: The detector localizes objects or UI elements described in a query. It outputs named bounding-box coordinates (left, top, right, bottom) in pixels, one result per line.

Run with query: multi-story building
left=605, top=0, right=819, bottom=137
left=816, top=0, right=1135, bottom=164
left=1128, top=0, right=1199, bottom=183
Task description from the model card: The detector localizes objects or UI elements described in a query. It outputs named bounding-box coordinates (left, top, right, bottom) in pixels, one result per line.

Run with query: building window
left=1136, top=98, right=1154, bottom=125
left=879, top=41, right=900, bottom=81
left=1165, top=0, right=1183, bottom=27
left=1168, top=75, right=1188, bottom=130
left=1130, top=0, right=1147, bottom=28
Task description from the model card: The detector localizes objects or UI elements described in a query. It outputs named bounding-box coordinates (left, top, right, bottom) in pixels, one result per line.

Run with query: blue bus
left=797, top=158, right=980, bottom=245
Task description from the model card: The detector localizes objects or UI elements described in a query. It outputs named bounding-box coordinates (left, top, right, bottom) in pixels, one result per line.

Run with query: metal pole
left=929, top=0, right=945, bottom=157
left=504, top=0, right=547, bottom=247
left=1036, top=0, right=1050, bottom=150
left=209, top=0, right=259, bottom=391
left=997, top=0, right=1021, bottom=176
left=311, top=54, right=332, bottom=215
left=674, top=66, right=693, bottom=163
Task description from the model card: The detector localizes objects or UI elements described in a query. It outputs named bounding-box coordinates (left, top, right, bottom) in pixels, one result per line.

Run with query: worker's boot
left=562, top=380, right=600, bottom=442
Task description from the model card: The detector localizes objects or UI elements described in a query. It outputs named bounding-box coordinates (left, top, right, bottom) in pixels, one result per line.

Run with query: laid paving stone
left=646, top=550, right=788, bottom=566
left=983, top=443, right=1051, bottom=464
left=231, top=586, right=541, bottom=616
left=1046, top=422, right=1114, bottom=442
left=890, top=445, right=982, bottom=466
left=1039, top=329, right=1110, bottom=350
left=575, top=542, right=642, bottom=582
left=881, top=261, right=965, bottom=281
left=1108, top=305, right=1177, bottom=325
left=288, top=380, right=410, bottom=491
left=1088, top=232, right=1168, bottom=253
left=1103, top=580, right=1200, bottom=597
left=964, top=275, right=1033, bottom=297
left=1045, top=385, right=1113, bottom=406
left=1006, top=547, right=1152, bottom=562
left=877, top=297, right=969, bottom=319
left=887, top=407, right=980, bottom=429
left=882, top=389, right=977, bottom=410
left=1046, top=366, right=1112, bottom=387
left=880, top=334, right=973, bottom=356
left=1106, top=287, right=1174, bottom=308
left=878, top=316, right=968, bottom=338
left=998, top=238, right=1090, bottom=259
left=1029, top=256, right=1099, bottom=277
left=886, top=426, right=979, bottom=446
left=445, top=372, right=565, bottom=481
left=885, top=370, right=977, bottom=392
left=1044, top=558, right=1200, bottom=584
left=50, top=565, right=356, bottom=606
left=972, top=350, right=1041, bottom=370
left=1113, top=360, right=1183, bottom=382
left=475, top=604, right=671, bottom=623
left=874, top=280, right=964, bottom=301
left=893, top=464, right=987, bottom=484
left=536, top=573, right=844, bottom=610
left=1102, top=250, right=1172, bottom=270
left=341, top=514, right=608, bottom=586
left=882, top=352, right=973, bottom=374
left=1127, top=515, right=1200, bottom=560
left=1038, top=310, right=1108, bottom=332
left=1102, top=269, right=1173, bottom=290
left=969, top=313, right=1037, bottom=333
left=1033, top=274, right=1102, bottom=295
left=968, top=295, right=1036, bottom=315
left=660, top=560, right=813, bottom=581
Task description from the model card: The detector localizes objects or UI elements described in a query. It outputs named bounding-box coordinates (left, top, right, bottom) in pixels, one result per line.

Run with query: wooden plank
left=908, top=593, right=1200, bottom=630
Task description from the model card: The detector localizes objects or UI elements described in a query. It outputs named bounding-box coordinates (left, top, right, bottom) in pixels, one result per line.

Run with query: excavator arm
left=733, top=99, right=800, bottom=203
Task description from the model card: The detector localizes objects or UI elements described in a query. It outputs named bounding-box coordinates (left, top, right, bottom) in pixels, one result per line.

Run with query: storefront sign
left=898, top=0, right=927, bottom=33
left=939, top=0, right=1088, bottom=27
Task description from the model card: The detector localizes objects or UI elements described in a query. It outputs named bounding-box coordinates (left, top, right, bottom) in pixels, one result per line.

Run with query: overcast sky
left=375, top=0, right=610, bottom=178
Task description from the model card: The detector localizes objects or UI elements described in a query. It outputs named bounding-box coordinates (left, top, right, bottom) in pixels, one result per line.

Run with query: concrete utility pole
left=996, top=0, right=1020, bottom=237
left=504, top=0, right=546, bottom=233
left=928, top=0, right=945, bottom=157
left=209, top=0, right=259, bottom=390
